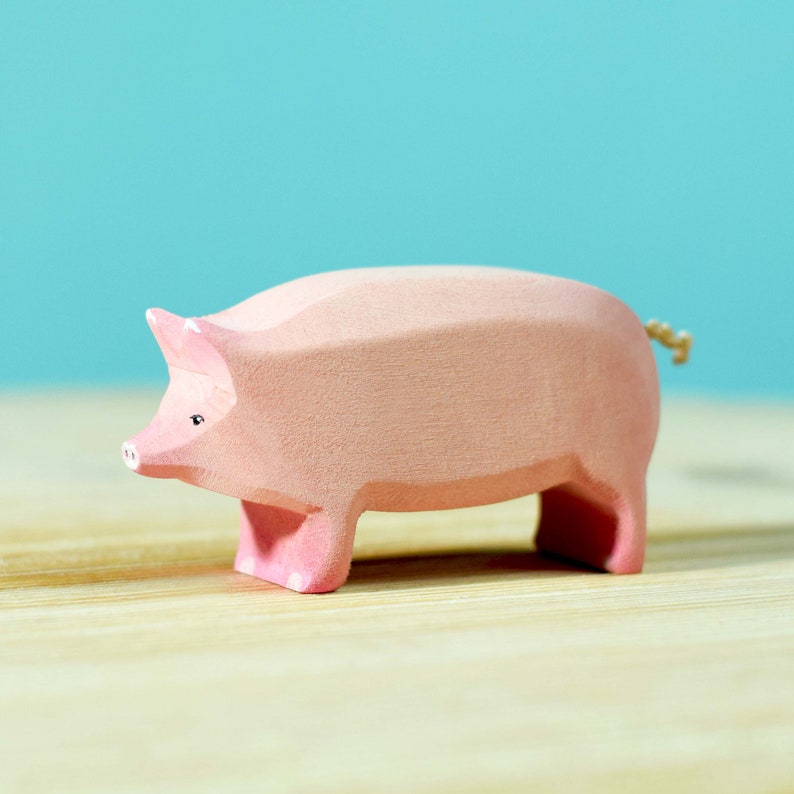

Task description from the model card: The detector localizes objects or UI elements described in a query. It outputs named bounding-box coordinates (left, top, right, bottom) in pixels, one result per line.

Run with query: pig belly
left=364, top=455, right=577, bottom=512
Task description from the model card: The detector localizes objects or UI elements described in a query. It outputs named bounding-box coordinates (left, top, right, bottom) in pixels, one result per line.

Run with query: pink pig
left=122, top=266, right=665, bottom=593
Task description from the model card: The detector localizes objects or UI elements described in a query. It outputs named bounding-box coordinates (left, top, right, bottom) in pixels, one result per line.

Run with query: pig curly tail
left=645, top=320, right=693, bottom=365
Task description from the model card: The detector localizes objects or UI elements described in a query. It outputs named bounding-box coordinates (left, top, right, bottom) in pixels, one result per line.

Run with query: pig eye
left=190, top=414, right=205, bottom=426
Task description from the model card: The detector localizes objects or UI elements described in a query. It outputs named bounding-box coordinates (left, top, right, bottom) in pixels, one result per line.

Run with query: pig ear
left=146, top=308, right=185, bottom=356
left=145, top=308, right=235, bottom=388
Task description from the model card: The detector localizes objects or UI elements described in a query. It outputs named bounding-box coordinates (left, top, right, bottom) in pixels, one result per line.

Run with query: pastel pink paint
left=122, top=266, right=660, bottom=593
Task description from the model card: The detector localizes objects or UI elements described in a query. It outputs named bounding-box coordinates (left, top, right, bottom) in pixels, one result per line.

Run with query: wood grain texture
left=1, top=390, right=793, bottom=793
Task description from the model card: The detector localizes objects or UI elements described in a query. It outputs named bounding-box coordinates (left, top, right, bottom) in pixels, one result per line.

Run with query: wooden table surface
left=1, top=390, right=793, bottom=793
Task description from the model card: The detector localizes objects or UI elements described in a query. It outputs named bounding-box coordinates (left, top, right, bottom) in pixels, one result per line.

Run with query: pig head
left=122, top=308, right=269, bottom=499
left=123, top=306, right=325, bottom=519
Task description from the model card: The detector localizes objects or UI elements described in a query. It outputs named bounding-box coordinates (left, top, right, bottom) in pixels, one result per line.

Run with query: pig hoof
left=236, top=556, right=257, bottom=576
left=286, top=572, right=303, bottom=591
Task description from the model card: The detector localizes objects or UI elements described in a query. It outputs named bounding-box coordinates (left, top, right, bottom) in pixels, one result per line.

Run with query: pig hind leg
left=535, top=476, right=646, bottom=574
left=235, top=500, right=358, bottom=593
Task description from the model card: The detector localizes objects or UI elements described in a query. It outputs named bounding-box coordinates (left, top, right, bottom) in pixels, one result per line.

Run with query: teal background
left=1, top=2, right=792, bottom=395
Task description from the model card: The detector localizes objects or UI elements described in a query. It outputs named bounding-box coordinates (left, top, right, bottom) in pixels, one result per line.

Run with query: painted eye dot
left=190, top=414, right=205, bottom=426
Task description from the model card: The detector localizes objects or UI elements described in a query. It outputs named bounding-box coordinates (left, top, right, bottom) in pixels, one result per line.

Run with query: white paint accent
left=238, top=556, right=256, bottom=576
left=145, top=309, right=156, bottom=326
left=121, top=442, right=140, bottom=471
left=286, top=572, right=304, bottom=591
left=184, top=318, right=201, bottom=333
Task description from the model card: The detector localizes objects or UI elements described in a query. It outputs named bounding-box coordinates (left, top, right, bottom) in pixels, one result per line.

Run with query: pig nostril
left=122, top=442, right=140, bottom=471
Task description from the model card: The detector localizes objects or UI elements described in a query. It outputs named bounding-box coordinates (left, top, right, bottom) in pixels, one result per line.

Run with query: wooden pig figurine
left=122, top=266, right=687, bottom=593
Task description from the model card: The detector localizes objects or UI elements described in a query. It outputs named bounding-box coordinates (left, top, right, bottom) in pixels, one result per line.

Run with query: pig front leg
left=234, top=500, right=359, bottom=593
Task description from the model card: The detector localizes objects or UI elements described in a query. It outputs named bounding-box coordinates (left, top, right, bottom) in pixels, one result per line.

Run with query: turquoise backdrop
left=1, top=2, right=792, bottom=395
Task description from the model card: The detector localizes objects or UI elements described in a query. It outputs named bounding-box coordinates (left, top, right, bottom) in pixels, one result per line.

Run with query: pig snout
left=120, top=432, right=191, bottom=480
left=121, top=442, right=140, bottom=471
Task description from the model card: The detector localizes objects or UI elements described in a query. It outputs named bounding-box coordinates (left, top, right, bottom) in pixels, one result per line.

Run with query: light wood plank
left=1, top=391, right=793, bottom=793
